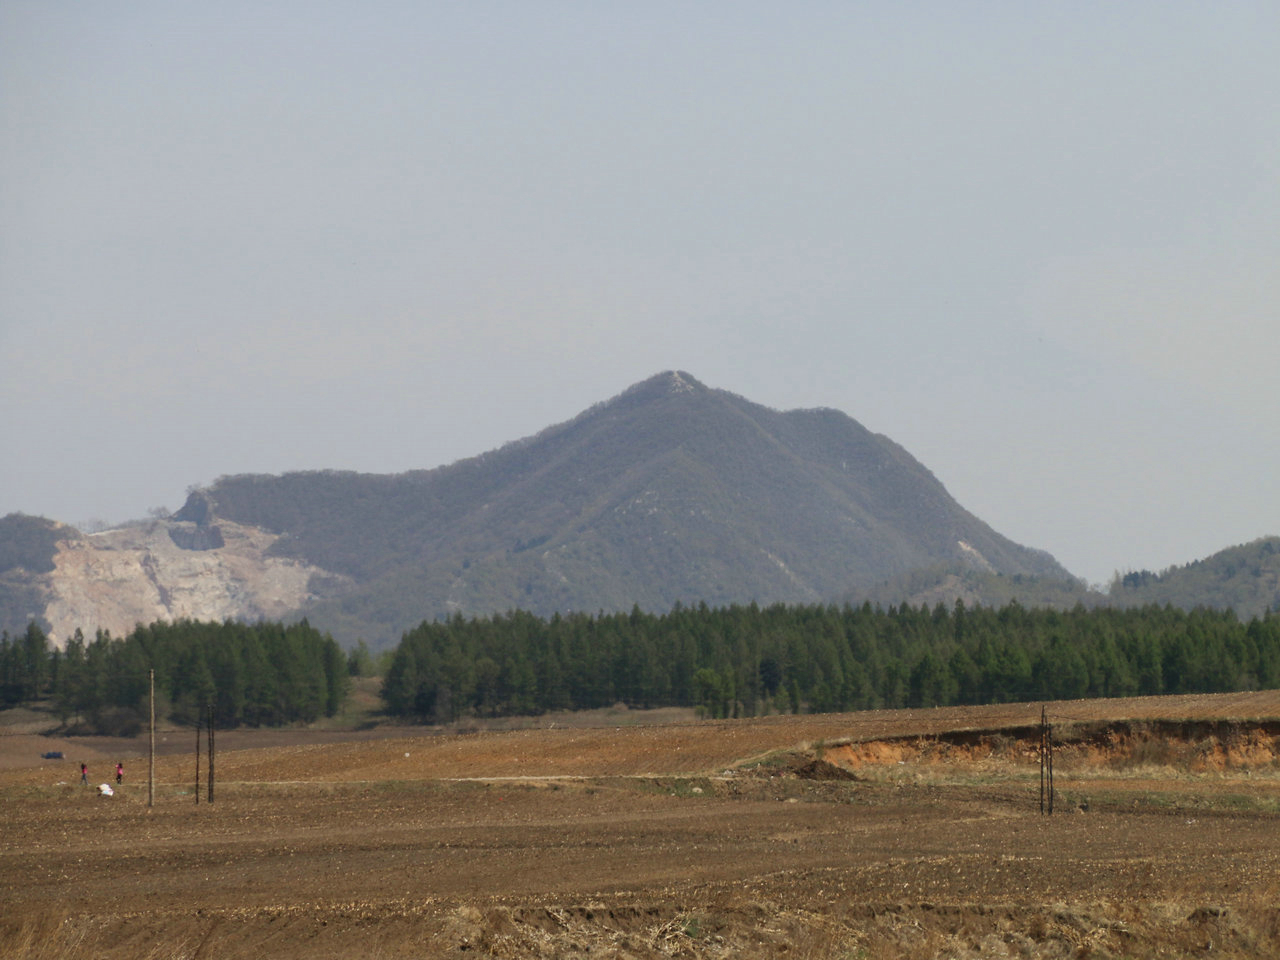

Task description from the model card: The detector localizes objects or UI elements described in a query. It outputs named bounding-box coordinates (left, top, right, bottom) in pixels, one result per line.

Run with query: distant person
left=80, top=762, right=88, bottom=785
left=116, top=762, right=123, bottom=785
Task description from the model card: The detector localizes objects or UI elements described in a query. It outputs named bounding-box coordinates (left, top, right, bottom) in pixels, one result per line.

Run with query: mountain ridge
left=17, top=371, right=1274, bottom=648
left=162, top=371, right=1072, bottom=643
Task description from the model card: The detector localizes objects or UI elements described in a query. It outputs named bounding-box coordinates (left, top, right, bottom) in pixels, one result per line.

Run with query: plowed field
left=4, top=691, right=1280, bottom=958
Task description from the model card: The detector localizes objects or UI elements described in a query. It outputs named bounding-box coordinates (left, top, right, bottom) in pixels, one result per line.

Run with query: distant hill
left=1108, top=537, right=1280, bottom=619
left=163, top=371, right=1070, bottom=645
left=41, top=371, right=1280, bottom=648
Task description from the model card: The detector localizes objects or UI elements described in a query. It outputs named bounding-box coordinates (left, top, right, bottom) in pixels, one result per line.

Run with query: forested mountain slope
left=1108, top=537, right=1280, bottom=619
left=177, top=371, right=1071, bottom=645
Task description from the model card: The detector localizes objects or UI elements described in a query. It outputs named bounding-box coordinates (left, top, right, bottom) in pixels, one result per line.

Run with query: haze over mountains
left=2, top=372, right=1276, bottom=648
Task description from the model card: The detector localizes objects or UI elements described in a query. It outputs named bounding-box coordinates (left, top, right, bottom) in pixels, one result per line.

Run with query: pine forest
left=4, top=602, right=1280, bottom=731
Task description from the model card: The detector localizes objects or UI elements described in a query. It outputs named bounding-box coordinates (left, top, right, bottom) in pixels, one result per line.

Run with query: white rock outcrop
left=42, top=519, right=334, bottom=646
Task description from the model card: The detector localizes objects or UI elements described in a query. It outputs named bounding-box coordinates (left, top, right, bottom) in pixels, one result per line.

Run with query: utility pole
left=207, top=702, right=215, bottom=803
left=1039, top=706, right=1054, bottom=815
left=1039, top=705, right=1045, bottom=814
left=195, top=708, right=201, bottom=805
left=148, top=668, right=155, bottom=808
left=1047, top=716, right=1054, bottom=814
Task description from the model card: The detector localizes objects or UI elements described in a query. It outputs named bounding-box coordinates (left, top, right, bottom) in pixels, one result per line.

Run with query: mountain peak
left=613, top=370, right=708, bottom=405
left=664, top=370, right=701, bottom=394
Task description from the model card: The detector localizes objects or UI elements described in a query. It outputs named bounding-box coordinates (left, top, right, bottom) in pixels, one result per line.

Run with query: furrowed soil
left=4, top=691, right=1280, bottom=959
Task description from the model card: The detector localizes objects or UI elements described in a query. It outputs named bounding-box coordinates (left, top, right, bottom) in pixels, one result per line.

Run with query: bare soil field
left=3, top=691, right=1280, bottom=958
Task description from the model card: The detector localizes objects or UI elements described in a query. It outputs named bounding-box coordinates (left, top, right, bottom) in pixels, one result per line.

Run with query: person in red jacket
left=116, top=762, right=123, bottom=784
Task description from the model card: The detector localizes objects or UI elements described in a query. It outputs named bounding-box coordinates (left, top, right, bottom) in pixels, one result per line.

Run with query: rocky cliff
left=37, top=519, right=338, bottom=646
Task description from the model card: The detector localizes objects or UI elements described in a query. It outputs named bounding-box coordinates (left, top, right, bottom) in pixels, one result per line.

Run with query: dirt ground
left=3, top=691, right=1280, bottom=959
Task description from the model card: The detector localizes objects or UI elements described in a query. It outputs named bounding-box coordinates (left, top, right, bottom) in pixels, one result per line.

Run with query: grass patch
left=0, top=914, right=78, bottom=960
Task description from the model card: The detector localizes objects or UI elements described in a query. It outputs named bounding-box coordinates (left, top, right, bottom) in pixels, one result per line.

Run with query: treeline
left=6, top=601, right=1279, bottom=732
left=0, top=619, right=349, bottom=733
left=382, top=601, right=1280, bottom=721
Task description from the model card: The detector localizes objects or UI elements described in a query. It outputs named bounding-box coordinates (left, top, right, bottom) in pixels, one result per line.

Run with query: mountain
left=1107, top=537, right=1280, bottom=619
left=5, top=371, right=1078, bottom=647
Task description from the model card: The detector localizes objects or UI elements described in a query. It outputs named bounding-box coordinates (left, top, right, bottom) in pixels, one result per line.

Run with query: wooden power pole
left=1039, top=706, right=1054, bottom=815
left=195, top=709, right=201, bottom=805
left=207, top=702, right=215, bottom=804
left=148, top=668, right=155, bottom=808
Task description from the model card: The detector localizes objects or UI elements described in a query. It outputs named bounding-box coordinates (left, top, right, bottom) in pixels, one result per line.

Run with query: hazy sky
left=3, top=3, right=1277, bottom=587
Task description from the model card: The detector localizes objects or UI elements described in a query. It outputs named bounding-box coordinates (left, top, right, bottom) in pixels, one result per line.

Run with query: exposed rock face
left=41, top=519, right=339, bottom=646
left=167, top=522, right=225, bottom=551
